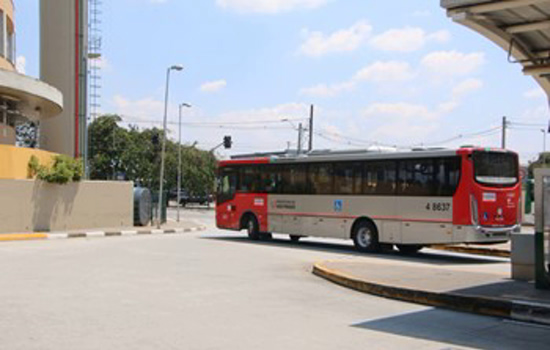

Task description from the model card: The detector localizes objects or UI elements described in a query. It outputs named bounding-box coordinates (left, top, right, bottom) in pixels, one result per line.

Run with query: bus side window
left=436, top=157, right=461, bottom=196
left=335, top=162, right=355, bottom=195
left=309, top=163, right=333, bottom=195
left=239, top=166, right=260, bottom=193
left=399, top=159, right=435, bottom=196
left=218, top=168, right=237, bottom=203
left=364, top=161, right=396, bottom=195
left=289, top=165, right=307, bottom=194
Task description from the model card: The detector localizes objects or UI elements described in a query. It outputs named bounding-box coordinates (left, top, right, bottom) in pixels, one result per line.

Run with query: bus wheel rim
left=357, top=227, right=371, bottom=247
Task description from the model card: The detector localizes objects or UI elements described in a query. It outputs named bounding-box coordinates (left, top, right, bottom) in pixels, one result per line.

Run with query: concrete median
left=313, top=260, right=550, bottom=326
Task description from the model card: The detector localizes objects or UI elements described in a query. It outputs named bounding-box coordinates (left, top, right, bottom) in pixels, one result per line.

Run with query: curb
left=0, top=226, right=207, bottom=242
left=312, top=261, right=550, bottom=326
left=430, top=245, right=510, bottom=258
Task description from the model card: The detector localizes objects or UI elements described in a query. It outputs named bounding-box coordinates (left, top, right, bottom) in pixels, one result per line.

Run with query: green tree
left=88, top=115, right=217, bottom=196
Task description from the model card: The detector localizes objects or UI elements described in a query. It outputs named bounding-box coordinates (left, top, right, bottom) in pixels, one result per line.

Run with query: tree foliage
left=29, top=155, right=84, bottom=184
left=88, top=115, right=217, bottom=195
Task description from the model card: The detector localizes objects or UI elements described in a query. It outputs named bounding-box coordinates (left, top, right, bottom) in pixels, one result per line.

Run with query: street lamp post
left=542, top=129, right=547, bottom=153
left=157, top=64, right=184, bottom=229
left=177, top=103, right=192, bottom=223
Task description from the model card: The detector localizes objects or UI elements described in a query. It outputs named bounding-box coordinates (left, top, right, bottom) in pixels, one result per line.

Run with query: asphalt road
left=0, top=207, right=547, bottom=350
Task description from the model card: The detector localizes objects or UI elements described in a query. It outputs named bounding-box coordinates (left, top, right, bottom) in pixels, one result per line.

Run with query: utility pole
left=297, top=123, right=303, bottom=154
left=308, top=104, right=314, bottom=152
left=502, top=116, right=507, bottom=149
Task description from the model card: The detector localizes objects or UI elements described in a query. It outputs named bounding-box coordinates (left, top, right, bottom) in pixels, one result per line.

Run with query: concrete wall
left=0, top=179, right=133, bottom=233
left=0, top=144, right=56, bottom=179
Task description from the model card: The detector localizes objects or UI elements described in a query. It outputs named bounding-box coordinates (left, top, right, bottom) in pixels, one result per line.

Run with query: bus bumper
left=457, top=225, right=518, bottom=243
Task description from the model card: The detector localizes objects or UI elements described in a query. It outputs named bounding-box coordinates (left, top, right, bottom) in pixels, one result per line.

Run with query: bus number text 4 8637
left=426, top=203, right=451, bottom=212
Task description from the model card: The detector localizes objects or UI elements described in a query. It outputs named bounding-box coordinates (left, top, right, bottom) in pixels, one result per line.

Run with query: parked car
left=169, top=189, right=212, bottom=207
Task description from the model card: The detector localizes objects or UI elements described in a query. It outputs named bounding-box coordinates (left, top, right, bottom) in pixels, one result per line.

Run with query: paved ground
left=0, top=207, right=549, bottom=349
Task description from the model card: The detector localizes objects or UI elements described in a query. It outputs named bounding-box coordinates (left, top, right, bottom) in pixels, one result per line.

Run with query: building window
left=0, top=11, right=4, bottom=58
left=6, top=17, right=14, bottom=64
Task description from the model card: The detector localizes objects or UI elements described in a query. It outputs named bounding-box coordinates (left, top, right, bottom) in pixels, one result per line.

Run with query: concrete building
left=40, top=0, right=87, bottom=159
left=0, top=1, right=133, bottom=234
left=0, top=0, right=63, bottom=148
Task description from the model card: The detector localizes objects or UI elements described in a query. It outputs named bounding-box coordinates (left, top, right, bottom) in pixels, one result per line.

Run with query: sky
left=14, top=0, right=550, bottom=163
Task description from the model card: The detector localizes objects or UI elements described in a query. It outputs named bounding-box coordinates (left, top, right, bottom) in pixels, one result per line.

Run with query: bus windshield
left=473, top=151, right=518, bottom=187
left=217, top=168, right=238, bottom=203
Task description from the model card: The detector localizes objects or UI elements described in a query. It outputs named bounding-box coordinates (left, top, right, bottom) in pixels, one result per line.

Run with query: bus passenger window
left=308, top=163, right=333, bottom=195
left=335, top=163, right=355, bottom=194
left=240, top=167, right=259, bottom=193
left=399, top=159, right=435, bottom=196
left=364, top=161, right=396, bottom=195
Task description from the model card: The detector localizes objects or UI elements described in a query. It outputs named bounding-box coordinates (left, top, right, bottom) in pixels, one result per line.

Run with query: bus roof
left=219, top=147, right=517, bottom=166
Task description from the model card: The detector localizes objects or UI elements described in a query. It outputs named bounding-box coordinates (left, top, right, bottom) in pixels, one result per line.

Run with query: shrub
left=28, top=155, right=84, bottom=184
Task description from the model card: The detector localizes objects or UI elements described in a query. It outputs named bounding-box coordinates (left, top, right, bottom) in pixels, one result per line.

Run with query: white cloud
left=363, top=102, right=440, bottom=140
left=299, top=21, right=372, bottom=57
left=112, top=95, right=165, bottom=120
left=421, top=50, right=485, bottom=77
left=524, top=88, right=547, bottom=100
left=354, top=61, right=415, bottom=82
left=299, top=82, right=356, bottom=97
left=370, top=27, right=450, bottom=52
left=451, top=78, right=483, bottom=99
left=361, top=78, right=483, bottom=142
left=300, top=60, right=414, bottom=98
left=219, top=103, right=309, bottom=121
left=200, top=80, right=227, bottom=93
left=364, top=102, right=436, bottom=121
left=217, top=0, right=328, bottom=14
left=16, top=56, right=26, bottom=74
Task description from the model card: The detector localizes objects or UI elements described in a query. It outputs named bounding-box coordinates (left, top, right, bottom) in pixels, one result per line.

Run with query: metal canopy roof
left=441, top=0, right=550, bottom=96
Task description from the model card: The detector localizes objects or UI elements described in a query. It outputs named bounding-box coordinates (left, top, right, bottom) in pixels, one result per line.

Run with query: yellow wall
left=0, top=144, right=56, bottom=179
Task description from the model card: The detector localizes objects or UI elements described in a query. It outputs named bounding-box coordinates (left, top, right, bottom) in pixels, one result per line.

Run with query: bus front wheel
left=352, top=221, right=380, bottom=253
left=245, top=216, right=260, bottom=241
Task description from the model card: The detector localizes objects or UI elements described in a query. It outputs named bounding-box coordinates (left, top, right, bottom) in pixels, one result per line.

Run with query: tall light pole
left=157, top=64, right=184, bottom=229
left=177, top=103, right=192, bottom=223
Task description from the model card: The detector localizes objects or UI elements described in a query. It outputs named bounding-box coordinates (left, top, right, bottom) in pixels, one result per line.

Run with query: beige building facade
left=0, top=0, right=63, bottom=146
left=40, top=0, right=87, bottom=159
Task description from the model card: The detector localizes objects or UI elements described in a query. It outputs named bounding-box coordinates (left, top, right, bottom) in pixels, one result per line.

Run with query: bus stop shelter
left=441, top=0, right=550, bottom=288
left=442, top=0, right=550, bottom=95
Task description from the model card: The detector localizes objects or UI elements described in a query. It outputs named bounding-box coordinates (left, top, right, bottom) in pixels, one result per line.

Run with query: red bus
left=216, top=148, right=521, bottom=253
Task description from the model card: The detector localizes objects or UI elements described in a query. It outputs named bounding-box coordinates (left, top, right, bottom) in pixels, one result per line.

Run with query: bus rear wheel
left=245, top=216, right=260, bottom=241
left=397, top=244, right=423, bottom=255
left=352, top=221, right=379, bottom=253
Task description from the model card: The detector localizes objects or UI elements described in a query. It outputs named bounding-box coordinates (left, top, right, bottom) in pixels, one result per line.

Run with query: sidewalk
left=0, top=220, right=206, bottom=242
left=313, top=256, right=550, bottom=326
left=431, top=226, right=536, bottom=258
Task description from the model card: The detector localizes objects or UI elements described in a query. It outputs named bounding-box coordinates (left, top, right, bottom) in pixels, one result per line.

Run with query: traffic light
left=152, top=134, right=159, bottom=145
left=223, top=136, right=232, bottom=149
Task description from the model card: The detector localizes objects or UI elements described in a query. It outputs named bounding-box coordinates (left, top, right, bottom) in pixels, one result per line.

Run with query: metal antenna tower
left=88, top=0, right=102, bottom=121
